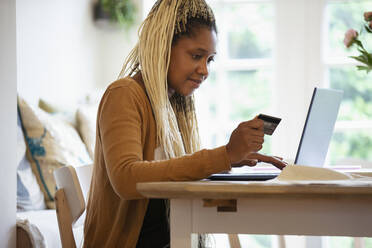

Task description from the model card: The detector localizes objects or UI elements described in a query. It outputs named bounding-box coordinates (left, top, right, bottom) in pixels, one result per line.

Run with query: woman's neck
left=132, top=71, right=175, bottom=99
left=132, top=72, right=144, bottom=88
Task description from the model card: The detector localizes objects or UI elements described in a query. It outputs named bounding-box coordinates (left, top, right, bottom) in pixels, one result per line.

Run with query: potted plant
left=94, top=0, right=137, bottom=28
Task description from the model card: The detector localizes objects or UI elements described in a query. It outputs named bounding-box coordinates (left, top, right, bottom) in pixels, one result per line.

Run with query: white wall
left=0, top=0, right=17, bottom=247
left=16, top=0, right=139, bottom=108
left=7, top=1, right=139, bottom=247
left=96, top=24, right=139, bottom=87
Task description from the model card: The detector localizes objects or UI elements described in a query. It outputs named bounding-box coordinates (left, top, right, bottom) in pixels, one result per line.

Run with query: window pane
left=227, top=70, right=272, bottom=122
left=238, top=234, right=273, bottom=248
left=328, top=66, right=372, bottom=164
left=211, top=1, right=274, bottom=59
left=329, top=66, right=372, bottom=121
left=326, top=236, right=354, bottom=248
left=195, top=71, right=227, bottom=149
left=326, top=0, right=372, bottom=58
left=366, top=237, right=372, bottom=247
left=328, top=130, right=372, bottom=164
left=196, top=69, right=273, bottom=154
left=210, top=234, right=274, bottom=248
left=228, top=70, right=273, bottom=154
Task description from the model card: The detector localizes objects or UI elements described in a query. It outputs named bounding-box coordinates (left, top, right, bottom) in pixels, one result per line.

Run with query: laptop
left=208, top=87, right=344, bottom=181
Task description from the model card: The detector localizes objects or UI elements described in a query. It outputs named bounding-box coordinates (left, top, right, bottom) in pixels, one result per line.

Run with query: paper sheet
left=272, top=165, right=372, bottom=186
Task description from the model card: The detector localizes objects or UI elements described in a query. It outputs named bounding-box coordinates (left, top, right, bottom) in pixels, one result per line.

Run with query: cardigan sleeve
left=99, top=83, right=231, bottom=200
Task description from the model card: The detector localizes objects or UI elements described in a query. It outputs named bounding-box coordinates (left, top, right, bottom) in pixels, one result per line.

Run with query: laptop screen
left=294, top=87, right=343, bottom=167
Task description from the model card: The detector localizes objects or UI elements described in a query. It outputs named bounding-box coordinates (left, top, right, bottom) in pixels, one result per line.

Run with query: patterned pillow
left=18, top=97, right=92, bottom=208
left=38, top=98, right=77, bottom=127
left=17, top=110, right=46, bottom=211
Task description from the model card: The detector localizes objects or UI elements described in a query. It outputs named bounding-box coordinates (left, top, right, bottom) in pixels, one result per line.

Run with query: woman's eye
left=208, top=57, right=215, bottom=63
left=192, top=54, right=202, bottom=60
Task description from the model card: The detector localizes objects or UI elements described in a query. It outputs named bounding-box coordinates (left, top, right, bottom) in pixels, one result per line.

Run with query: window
left=325, top=0, right=372, bottom=166
left=323, top=1, right=372, bottom=247
left=196, top=0, right=275, bottom=155
left=143, top=0, right=372, bottom=165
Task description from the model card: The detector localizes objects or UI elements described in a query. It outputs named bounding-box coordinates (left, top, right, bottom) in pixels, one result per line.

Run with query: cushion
left=38, top=98, right=77, bottom=127
left=76, top=104, right=98, bottom=159
left=18, top=97, right=92, bottom=208
left=17, top=110, right=46, bottom=211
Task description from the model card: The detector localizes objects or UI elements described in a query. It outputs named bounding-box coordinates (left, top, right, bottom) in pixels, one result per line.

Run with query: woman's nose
left=196, top=60, right=209, bottom=78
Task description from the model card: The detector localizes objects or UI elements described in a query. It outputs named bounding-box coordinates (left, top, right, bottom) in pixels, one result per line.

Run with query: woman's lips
left=188, top=79, right=202, bottom=88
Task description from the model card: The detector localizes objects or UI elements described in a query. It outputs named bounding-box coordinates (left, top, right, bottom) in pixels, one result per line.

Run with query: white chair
left=54, top=165, right=93, bottom=248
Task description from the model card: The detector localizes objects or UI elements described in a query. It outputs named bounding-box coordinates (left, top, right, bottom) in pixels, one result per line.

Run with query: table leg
left=170, top=199, right=197, bottom=248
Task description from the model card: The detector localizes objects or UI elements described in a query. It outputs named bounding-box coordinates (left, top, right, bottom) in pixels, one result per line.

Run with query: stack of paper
left=274, top=165, right=372, bottom=185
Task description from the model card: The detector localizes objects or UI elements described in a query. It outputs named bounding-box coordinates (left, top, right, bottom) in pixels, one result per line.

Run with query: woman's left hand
left=232, top=152, right=287, bottom=170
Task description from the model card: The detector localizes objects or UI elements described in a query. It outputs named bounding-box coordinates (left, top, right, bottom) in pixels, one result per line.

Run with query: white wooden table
left=137, top=180, right=372, bottom=248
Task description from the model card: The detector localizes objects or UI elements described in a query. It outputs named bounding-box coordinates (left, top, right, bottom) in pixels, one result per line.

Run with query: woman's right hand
left=225, top=117, right=265, bottom=165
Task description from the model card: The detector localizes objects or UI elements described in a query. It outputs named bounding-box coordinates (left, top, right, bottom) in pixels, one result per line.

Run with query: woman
left=83, top=0, right=286, bottom=247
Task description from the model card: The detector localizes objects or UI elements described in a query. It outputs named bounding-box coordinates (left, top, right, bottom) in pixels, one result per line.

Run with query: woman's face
left=167, top=27, right=217, bottom=97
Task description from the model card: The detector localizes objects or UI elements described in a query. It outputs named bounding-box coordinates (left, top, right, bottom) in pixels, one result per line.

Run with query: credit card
left=257, top=114, right=281, bottom=135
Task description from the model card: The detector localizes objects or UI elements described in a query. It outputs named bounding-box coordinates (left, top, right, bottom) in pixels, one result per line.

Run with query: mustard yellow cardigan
left=83, top=77, right=230, bottom=247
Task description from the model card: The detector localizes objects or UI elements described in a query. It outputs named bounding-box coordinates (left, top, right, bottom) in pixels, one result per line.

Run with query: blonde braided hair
left=118, top=0, right=215, bottom=159
left=119, top=2, right=216, bottom=246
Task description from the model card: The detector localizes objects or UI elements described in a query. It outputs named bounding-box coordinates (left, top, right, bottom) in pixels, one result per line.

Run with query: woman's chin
left=175, top=89, right=194, bottom=97
left=182, top=90, right=195, bottom=97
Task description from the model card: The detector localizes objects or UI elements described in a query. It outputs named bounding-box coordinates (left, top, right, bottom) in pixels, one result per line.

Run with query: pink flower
left=343, top=29, right=358, bottom=48
left=364, top=11, right=372, bottom=21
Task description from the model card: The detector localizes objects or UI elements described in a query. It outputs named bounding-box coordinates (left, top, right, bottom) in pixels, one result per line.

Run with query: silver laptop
left=208, top=87, right=344, bottom=181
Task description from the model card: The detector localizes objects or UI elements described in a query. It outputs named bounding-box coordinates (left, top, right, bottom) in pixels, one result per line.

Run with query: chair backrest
left=54, top=165, right=93, bottom=248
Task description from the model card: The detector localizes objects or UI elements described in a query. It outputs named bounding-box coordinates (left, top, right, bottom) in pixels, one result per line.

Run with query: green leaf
left=98, top=0, right=136, bottom=27
left=354, top=39, right=365, bottom=49
left=356, top=65, right=368, bottom=71
left=361, top=51, right=372, bottom=65
left=367, top=54, right=372, bottom=65
left=355, top=49, right=372, bottom=66
left=357, top=48, right=366, bottom=55
left=350, top=55, right=367, bottom=64
left=356, top=66, right=372, bottom=74
left=365, top=25, right=372, bottom=34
